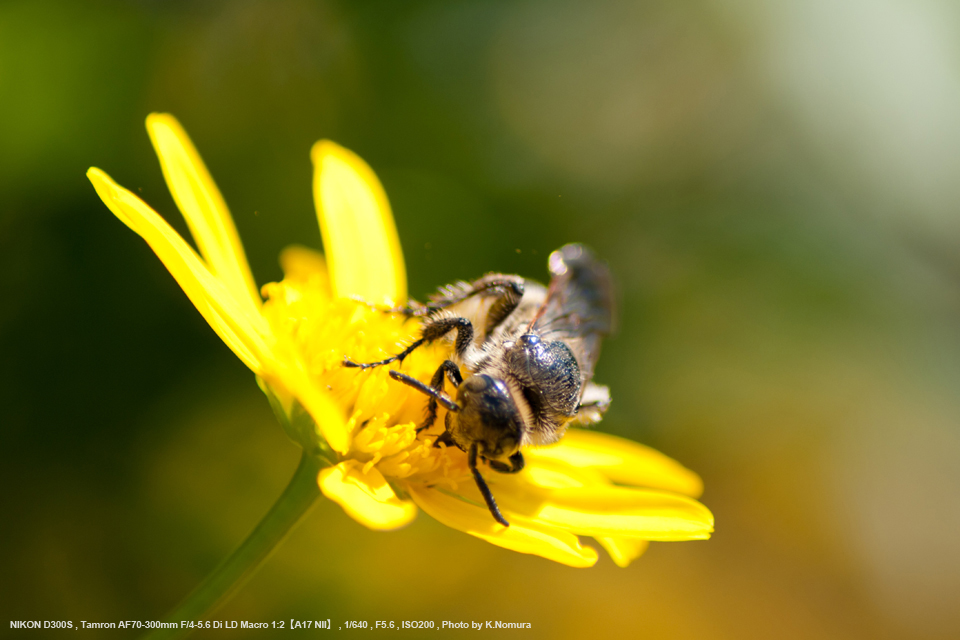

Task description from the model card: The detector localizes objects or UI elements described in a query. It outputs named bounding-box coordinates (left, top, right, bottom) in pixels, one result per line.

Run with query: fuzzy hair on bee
left=344, top=243, right=615, bottom=527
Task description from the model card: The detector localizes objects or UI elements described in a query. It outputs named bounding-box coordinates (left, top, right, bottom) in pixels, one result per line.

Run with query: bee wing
left=535, top=244, right=615, bottom=385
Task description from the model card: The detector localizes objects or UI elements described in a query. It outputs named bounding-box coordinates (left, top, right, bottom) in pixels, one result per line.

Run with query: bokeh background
left=4, top=0, right=960, bottom=638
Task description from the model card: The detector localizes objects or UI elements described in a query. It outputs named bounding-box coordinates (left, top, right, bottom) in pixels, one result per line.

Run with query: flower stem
left=143, top=451, right=325, bottom=639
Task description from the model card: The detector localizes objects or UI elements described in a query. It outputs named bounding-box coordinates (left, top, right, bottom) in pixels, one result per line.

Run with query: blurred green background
left=4, top=0, right=960, bottom=638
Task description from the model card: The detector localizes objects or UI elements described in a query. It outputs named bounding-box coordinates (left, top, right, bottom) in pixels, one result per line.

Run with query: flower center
left=261, top=274, right=471, bottom=488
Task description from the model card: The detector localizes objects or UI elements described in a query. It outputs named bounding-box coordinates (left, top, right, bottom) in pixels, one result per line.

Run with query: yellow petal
left=87, top=167, right=272, bottom=372
left=496, top=480, right=714, bottom=541
left=311, top=140, right=406, bottom=305
left=319, top=460, right=417, bottom=530
left=522, top=456, right=609, bottom=489
left=595, top=537, right=649, bottom=568
left=408, top=485, right=598, bottom=568
left=145, top=114, right=261, bottom=313
left=278, top=245, right=330, bottom=291
left=279, top=370, right=351, bottom=455
left=526, top=429, right=704, bottom=497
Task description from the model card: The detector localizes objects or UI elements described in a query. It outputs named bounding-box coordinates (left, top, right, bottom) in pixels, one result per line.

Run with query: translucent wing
left=534, top=244, right=615, bottom=385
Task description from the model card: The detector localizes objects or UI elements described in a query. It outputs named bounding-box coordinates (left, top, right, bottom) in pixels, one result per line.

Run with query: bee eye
left=521, top=385, right=542, bottom=415
left=519, top=334, right=540, bottom=347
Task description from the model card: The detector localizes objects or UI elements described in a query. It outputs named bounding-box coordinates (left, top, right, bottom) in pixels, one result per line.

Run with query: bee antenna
left=388, top=370, right=460, bottom=412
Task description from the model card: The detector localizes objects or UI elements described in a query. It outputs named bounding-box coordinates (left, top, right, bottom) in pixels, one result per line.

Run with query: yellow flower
left=88, top=114, right=713, bottom=568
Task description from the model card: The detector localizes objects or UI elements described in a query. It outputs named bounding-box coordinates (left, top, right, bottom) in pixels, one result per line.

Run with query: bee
left=345, top=244, right=614, bottom=526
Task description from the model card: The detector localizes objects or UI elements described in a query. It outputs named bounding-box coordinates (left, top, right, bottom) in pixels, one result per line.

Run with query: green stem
left=144, top=451, right=325, bottom=640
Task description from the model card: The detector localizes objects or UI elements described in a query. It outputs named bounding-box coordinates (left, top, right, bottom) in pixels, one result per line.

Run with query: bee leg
left=480, top=278, right=525, bottom=337
left=344, top=316, right=474, bottom=369
left=468, top=443, right=510, bottom=527
left=569, top=383, right=611, bottom=426
left=488, top=451, right=524, bottom=474
left=414, top=275, right=525, bottom=323
left=343, top=337, right=426, bottom=369
left=422, top=316, right=475, bottom=358
left=390, top=299, right=427, bottom=317
left=418, top=360, right=463, bottom=432
left=431, top=430, right=456, bottom=449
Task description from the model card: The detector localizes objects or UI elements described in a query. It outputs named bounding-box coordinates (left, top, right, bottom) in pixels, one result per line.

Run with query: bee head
left=449, top=374, right=523, bottom=459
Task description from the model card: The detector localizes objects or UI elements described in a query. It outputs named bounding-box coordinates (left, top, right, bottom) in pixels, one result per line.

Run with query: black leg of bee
left=390, top=300, right=427, bottom=317
left=343, top=316, right=474, bottom=369
left=405, top=275, right=525, bottom=320
left=421, top=316, right=474, bottom=358
left=432, top=430, right=456, bottom=449
left=343, top=337, right=426, bottom=369
left=387, top=370, right=460, bottom=413
left=468, top=443, right=510, bottom=527
left=481, top=279, right=525, bottom=337
left=488, top=451, right=524, bottom=474
left=419, top=360, right=463, bottom=432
